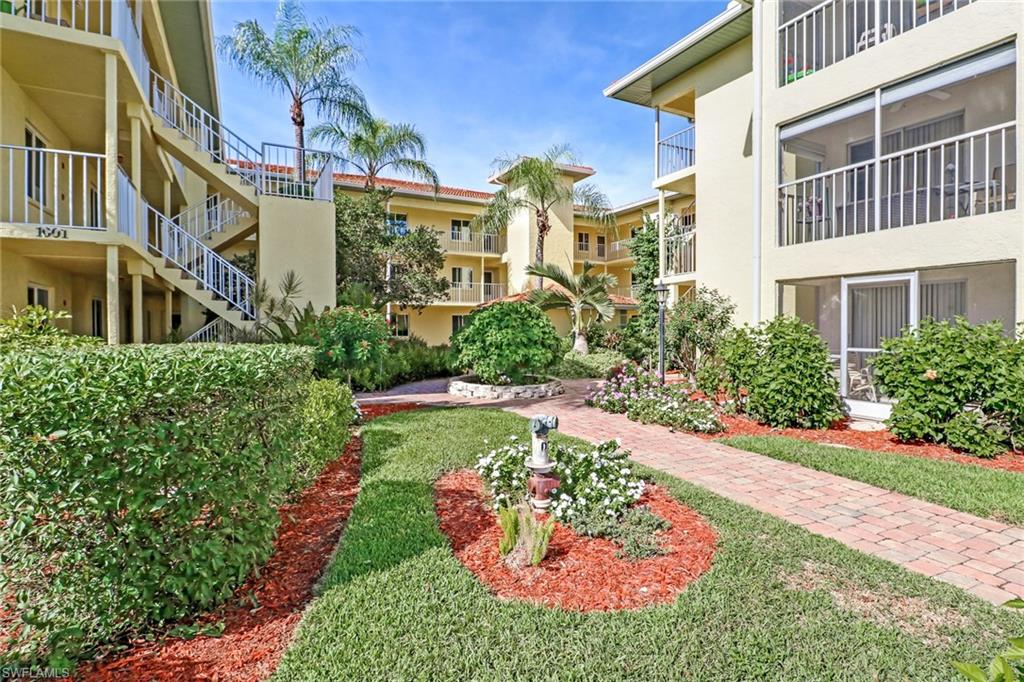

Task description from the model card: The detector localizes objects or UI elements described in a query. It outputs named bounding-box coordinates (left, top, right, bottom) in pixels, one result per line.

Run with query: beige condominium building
left=0, top=0, right=336, bottom=344
left=607, top=0, right=1022, bottom=419
left=333, top=168, right=651, bottom=347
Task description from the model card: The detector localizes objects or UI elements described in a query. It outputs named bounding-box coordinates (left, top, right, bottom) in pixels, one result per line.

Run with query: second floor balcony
left=439, top=230, right=505, bottom=255
left=778, top=0, right=977, bottom=87
left=447, top=282, right=506, bottom=304
left=777, top=44, right=1017, bottom=246
left=657, top=125, right=696, bottom=178
left=573, top=238, right=632, bottom=262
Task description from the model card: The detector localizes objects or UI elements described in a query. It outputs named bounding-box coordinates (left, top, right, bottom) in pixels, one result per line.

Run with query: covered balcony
left=777, top=0, right=977, bottom=87
left=778, top=44, right=1016, bottom=246
left=438, top=228, right=505, bottom=255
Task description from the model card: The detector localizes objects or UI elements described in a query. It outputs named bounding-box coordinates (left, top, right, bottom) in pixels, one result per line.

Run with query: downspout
left=750, top=0, right=763, bottom=324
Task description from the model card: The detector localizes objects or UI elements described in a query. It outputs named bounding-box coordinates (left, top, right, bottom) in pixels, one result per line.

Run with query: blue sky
left=212, top=1, right=724, bottom=206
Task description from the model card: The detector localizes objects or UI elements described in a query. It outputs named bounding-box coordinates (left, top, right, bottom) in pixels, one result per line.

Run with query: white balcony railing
left=611, top=286, right=640, bottom=300
left=608, top=239, right=631, bottom=260
left=574, top=243, right=601, bottom=261
left=175, top=193, right=250, bottom=241
left=440, top=231, right=505, bottom=255
left=448, top=283, right=479, bottom=304
left=185, top=317, right=241, bottom=343
left=778, top=122, right=1016, bottom=246
left=145, top=205, right=256, bottom=319
left=260, top=143, right=335, bottom=201
left=483, top=283, right=506, bottom=302
left=150, top=70, right=264, bottom=190
left=117, top=167, right=138, bottom=240
left=17, top=0, right=150, bottom=86
left=1, top=144, right=105, bottom=230
left=778, top=0, right=977, bottom=86
left=657, top=126, right=696, bottom=178
left=665, top=225, right=697, bottom=275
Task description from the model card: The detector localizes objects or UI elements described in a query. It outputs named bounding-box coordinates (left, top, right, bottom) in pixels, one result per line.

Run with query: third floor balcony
left=778, top=0, right=977, bottom=87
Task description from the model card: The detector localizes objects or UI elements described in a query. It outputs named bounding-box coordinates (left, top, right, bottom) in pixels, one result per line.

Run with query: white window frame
left=391, top=313, right=410, bottom=338
left=450, top=219, right=471, bottom=241
left=27, top=282, right=51, bottom=309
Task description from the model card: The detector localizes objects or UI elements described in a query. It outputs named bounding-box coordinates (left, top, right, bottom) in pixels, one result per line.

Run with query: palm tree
left=474, top=144, right=614, bottom=287
left=218, top=0, right=367, bottom=170
left=310, top=116, right=439, bottom=192
left=526, top=261, right=617, bottom=355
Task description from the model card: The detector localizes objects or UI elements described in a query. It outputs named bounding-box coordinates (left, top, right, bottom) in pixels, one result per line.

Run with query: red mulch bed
left=699, top=414, right=1024, bottom=475
left=74, top=401, right=422, bottom=682
left=435, top=470, right=717, bottom=611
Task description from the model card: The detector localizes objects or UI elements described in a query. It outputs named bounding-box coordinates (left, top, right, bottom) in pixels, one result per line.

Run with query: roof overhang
left=488, top=159, right=595, bottom=186
left=159, top=0, right=220, bottom=117
left=603, top=0, right=752, bottom=108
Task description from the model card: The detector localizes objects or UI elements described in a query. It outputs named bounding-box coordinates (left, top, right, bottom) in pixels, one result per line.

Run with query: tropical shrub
left=616, top=315, right=657, bottom=366
left=552, top=348, right=627, bottom=379
left=0, top=306, right=102, bottom=351
left=986, top=337, right=1024, bottom=452
left=351, top=337, right=455, bottom=391
left=476, top=438, right=644, bottom=523
left=720, top=317, right=842, bottom=429
left=302, top=306, right=390, bottom=383
left=0, top=345, right=317, bottom=666
left=943, top=411, right=1008, bottom=460
left=452, top=302, right=560, bottom=384
left=293, top=379, right=355, bottom=491
left=666, top=286, right=736, bottom=378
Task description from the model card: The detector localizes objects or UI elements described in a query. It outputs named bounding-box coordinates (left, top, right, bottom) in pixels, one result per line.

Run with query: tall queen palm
left=310, top=116, right=439, bottom=192
left=218, top=0, right=368, bottom=174
left=475, top=144, right=614, bottom=287
left=526, top=261, right=617, bottom=355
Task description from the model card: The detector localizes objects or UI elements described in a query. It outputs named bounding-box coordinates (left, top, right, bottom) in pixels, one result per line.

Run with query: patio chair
left=847, top=367, right=878, bottom=402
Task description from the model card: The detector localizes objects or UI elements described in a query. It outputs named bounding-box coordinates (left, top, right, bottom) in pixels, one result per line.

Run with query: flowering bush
left=586, top=363, right=724, bottom=434
left=475, top=438, right=644, bottom=522
left=302, top=306, right=390, bottom=383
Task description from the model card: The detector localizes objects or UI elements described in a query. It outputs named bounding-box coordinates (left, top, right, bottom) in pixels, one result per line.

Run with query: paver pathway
left=359, top=379, right=1024, bottom=605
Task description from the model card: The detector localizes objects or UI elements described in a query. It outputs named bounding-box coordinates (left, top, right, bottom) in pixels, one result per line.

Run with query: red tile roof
left=331, top=172, right=494, bottom=200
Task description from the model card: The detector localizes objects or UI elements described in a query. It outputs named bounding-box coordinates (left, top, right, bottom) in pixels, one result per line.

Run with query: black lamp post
left=654, top=281, right=669, bottom=384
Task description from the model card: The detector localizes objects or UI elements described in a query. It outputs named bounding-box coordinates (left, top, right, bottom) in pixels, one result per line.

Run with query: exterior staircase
left=174, top=192, right=257, bottom=250
left=144, top=204, right=256, bottom=330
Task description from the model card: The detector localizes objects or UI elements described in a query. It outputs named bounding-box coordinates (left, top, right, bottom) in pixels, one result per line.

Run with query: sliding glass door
left=840, top=272, right=919, bottom=419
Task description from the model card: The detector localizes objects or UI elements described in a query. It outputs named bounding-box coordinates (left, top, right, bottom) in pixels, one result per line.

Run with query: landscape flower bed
left=435, top=470, right=716, bottom=611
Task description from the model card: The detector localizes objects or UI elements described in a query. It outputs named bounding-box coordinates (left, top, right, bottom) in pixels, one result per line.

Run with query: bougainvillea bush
left=586, top=363, right=724, bottom=434
left=0, top=345, right=335, bottom=666
left=476, top=438, right=644, bottom=523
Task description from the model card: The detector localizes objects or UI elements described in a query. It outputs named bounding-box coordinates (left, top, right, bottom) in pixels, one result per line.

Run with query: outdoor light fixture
left=655, top=282, right=669, bottom=384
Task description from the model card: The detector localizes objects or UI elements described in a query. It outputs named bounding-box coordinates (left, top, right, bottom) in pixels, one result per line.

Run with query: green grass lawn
left=722, top=435, right=1024, bottom=526
left=273, top=408, right=1022, bottom=681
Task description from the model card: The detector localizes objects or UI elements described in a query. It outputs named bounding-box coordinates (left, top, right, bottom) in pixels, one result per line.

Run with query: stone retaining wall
left=447, top=375, right=564, bottom=400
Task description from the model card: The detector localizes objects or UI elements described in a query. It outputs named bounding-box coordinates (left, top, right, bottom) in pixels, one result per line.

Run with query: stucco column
left=129, top=108, right=143, bottom=245
left=657, top=190, right=666, bottom=280
left=164, top=287, right=173, bottom=339
left=105, top=245, right=120, bottom=345
left=163, top=179, right=172, bottom=216
left=131, top=274, right=143, bottom=343
left=104, top=51, right=118, bottom=233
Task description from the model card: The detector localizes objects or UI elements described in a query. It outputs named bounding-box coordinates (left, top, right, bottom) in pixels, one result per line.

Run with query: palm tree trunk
left=291, top=98, right=305, bottom=183
left=573, top=328, right=589, bottom=354
left=534, top=209, right=548, bottom=289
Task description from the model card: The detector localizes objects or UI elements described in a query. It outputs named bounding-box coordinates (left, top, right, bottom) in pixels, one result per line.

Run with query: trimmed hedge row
left=0, top=344, right=351, bottom=666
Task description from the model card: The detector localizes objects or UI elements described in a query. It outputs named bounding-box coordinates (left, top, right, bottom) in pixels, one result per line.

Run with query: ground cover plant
left=274, top=408, right=1022, bottom=681
left=0, top=344, right=341, bottom=667
left=722, top=435, right=1024, bottom=526
left=552, top=348, right=626, bottom=379
left=451, top=301, right=561, bottom=384
left=586, top=362, right=724, bottom=434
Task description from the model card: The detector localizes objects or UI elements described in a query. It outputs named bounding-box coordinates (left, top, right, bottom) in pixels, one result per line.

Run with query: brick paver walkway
left=359, top=379, right=1024, bottom=605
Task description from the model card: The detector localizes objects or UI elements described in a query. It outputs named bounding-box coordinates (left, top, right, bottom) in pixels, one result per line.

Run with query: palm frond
left=470, top=187, right=523, bottom=233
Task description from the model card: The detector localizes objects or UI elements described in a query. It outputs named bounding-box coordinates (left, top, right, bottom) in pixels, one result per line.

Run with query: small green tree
left=666, top=286, right=736, bottom=378
left=302, top=306, right=390, bottom=384
left=452, top=302, right=561, bottom=384
left=333, top=189, right=447, bottom=309
left=525, top=261, right=617, bottom=355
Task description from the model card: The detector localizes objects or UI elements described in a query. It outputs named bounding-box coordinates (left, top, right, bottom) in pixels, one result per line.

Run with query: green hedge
left=295, top=378, right=356, bottom=491
left=0, top=344, right=342, bottom=666
left=552, top=349, right=627, bottom=379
